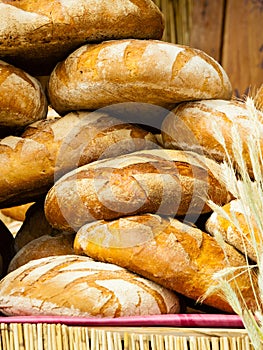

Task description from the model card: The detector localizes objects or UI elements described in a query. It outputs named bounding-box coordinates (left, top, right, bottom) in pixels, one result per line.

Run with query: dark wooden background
left=154, top=0, right=263, bottom=97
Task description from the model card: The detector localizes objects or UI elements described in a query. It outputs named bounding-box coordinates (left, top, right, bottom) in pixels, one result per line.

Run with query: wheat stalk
left=203, top=93, right=263, bottom=349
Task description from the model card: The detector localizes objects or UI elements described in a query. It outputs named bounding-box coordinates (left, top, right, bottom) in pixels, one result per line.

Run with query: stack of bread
left=0, top=0, right=261, bottom=318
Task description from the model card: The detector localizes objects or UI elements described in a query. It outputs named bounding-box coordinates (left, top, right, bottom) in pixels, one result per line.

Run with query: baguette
left=0, top=111, right=157, bottom=209
left=44, top=149, right=233, bottom=232
left=74, top=214, right=258, bottom=313
left=0, top=0, right=164, bottom=75
left=0, top=60, right=47, bottom=138
left=47, top=39, right=232, bottom=114
left=161, top=99, right=263, bottom=177
left=0, top=255, right=180, bottom=317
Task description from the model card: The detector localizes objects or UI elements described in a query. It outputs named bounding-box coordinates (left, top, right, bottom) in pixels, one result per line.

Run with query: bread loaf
left=0, top=111, right=157, bottom=209
left=47, top=39, right=232, bottom=114
left=0, top=60, right=47, bottom=138
left=8, top=233, right=75, bottom=272
left=206, top=199, right=259, bottom=262
left=44, top=149, right=232, bottom=233
left=161, top=99, right=263, bottom=176
left=74, top=214, right=258, bottom=313
left=0, top=0, right=164, bottom=75
left=0, top=255, right=180, bottom=317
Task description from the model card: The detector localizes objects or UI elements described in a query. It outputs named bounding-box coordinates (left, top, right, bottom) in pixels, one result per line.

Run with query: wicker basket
left=0, top=322, right=253, bottom=350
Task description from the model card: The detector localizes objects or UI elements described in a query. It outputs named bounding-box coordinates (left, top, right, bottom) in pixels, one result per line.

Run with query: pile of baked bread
left=0, top=0, right=262, bottom=318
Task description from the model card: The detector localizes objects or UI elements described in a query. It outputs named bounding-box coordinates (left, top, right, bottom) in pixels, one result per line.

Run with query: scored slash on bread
left=0, top=255, right=180, bottom=317
left=161, top=99, right=263, bottom=177
left=73, top=213, right=258, bottom=313
left=206, top=199, right=260, bottom=263
left=47, top=39, right=232, bottom=114
left=44, top=149, right=233, bottom=232
left=0, top=0, right=164, bottom=75
left=0, top=60, right=47, bottom=138
left=0, top=111, right=157, bottom=209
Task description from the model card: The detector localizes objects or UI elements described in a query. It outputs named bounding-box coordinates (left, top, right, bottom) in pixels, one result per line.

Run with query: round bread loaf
left=74, top=213, right=258, bottom=313
left=0, top=60, right=47, bottom=138
left=0, top=0, right=164, bottom=75
left=0, top=111, right=157, bottom=209
left=161, top=99, right=263, bottom=176
left=44, top=149, right=233, bottom=232
left=8, top=233, right=75, bottom=272
left=0, top=255, right=180, bottom=317
left=206, top=199, right=259, bottom=263
left=47, top=39, right=232, bottom=114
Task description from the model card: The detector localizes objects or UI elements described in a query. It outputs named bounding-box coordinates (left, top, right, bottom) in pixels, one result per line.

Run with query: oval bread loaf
left=0, top=255, right=180, bottom=317
left=161, top=99, right=263, bottom=177
left=44, top=149, right=233, bottom=232
left=0, top=111, right=157, bottom=209
left=0, top=0, right=164, bottom=75
left=206, top=199, right=259, bottom=263
left=0, top=60, right=47, bottom=137
left=47, top=39, right=232, bottom=114
left=74, top=214, right=258, bottom=313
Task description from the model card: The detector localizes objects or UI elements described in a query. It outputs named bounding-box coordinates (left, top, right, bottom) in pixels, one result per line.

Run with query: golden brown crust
left=0, top=0, right=164, bottom=75
left=74, top=214, right=258, bottom=313
left=0, top=111, right=157, bottom=209
left=0, top=255, right=180, bottom=317
left=47, top=39, right=232, bottom=114
left=206, top=199, right=259, bottom=262
left=44, top=149, right=232, bottom=232
left=161, top=99, right=263, bottom=177
left=0, top=60, right=47, bottom=137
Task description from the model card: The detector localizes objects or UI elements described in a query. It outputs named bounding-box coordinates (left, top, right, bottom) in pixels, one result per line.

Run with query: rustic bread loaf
left=0, top=0, right=164, bottom=75
left=0, top=255, right=180, bottom=317
left=206, top=199, right=259, bottom=262
left=161, top=99, right=263, bottom=176
left=47, top=39, right=232, bottom=114
left=8, top=233, right=75, bottom=272
left=0, top=111, right=157, bottom=209
left=44, top=149, right=232, bottom=233
left=0, top=60, right=47, bottom=138
left=74, top=214, right=258, bottom=313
